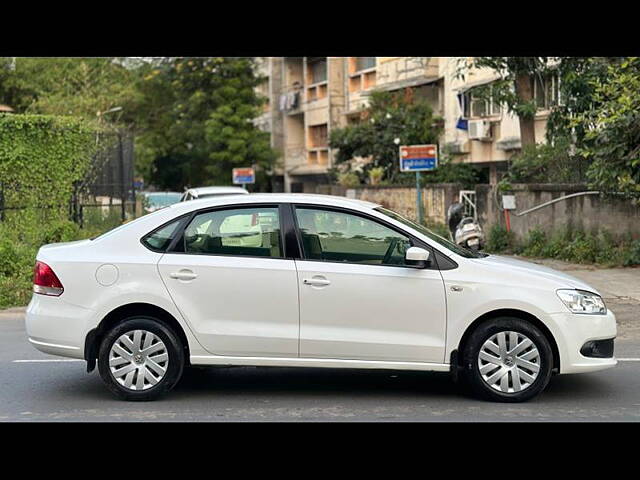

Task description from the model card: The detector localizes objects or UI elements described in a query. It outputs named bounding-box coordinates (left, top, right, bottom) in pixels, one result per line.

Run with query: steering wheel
left=382, top=238, right=400, bottom=265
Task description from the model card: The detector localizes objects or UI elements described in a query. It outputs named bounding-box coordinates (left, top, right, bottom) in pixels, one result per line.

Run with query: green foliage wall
left=0, top=114, right=96, bottom=231
left=0, top=114, right=98, bottom=307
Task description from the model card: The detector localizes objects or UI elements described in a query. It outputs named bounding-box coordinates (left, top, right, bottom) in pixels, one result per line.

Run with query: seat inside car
left=297, top=212, right=323, bottom=259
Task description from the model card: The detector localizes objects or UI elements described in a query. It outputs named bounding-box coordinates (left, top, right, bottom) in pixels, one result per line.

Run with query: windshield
left=146, top=193, right=182, bottom=208
left=375, top=207, right=486, bottom=259
left=198, top=192, right=247, bottom=199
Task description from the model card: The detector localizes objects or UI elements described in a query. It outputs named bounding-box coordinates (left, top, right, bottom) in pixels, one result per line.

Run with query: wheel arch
left=85, top=302, right=191, bottom=372
left=455, top=308, right=560, bottom=373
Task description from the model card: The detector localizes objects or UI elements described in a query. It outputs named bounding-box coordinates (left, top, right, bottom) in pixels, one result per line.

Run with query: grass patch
left=486, top=224, right=640, bottom=267
left=0, top=219, right=119, bottom=309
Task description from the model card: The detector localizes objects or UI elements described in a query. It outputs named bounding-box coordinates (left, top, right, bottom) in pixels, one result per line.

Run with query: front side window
left=295, top=208, right=411, bottom=266
left=375, top=207, right=486, bottom=259
left=183, top=207, right=282, bottom=258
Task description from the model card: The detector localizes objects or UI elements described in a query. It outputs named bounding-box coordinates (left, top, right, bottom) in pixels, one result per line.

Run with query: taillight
left=33, top=261, right=64, bottom=296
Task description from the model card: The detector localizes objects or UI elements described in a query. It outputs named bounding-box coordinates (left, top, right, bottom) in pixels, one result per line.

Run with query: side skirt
left=190, top=354, right=450, bottom=372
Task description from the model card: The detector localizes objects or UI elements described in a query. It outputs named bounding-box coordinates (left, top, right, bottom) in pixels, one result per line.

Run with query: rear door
left=158, top=204, right=299, bottom=357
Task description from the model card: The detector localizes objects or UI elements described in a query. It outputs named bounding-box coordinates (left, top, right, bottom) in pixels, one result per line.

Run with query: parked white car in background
left=180, top=186, right=248, bottom=202
left=140, top=191, right=182, bottom=213
left=25, top=194, right=617, bottom=402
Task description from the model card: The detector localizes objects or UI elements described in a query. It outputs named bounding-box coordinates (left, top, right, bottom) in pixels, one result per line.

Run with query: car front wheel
left=97, top=317, right=185, bottom=401
left=462, top=317, right=553, bottom=402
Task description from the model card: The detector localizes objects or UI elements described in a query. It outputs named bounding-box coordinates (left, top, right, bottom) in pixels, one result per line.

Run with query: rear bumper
left=551, top=309, right=617, bottom=374
left=25, top=294, right=94, bottom=360
left=27, top=337, right=83, bottom=358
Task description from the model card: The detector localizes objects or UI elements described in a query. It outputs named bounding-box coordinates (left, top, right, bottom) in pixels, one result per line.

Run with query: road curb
left=0, top=306, right=27, bottom=317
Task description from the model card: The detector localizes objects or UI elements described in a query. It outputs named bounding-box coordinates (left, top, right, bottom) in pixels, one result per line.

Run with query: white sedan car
left=26, top=194, right=616, bottom=402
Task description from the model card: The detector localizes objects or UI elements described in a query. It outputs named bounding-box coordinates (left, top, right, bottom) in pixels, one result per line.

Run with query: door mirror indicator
left=405, top=247, right=430, bottom=268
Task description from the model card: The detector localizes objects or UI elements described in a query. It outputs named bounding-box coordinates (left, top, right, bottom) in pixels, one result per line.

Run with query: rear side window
left=183, top=207, right=282, bottom=258
left=142, top=218, right=182, bottom=252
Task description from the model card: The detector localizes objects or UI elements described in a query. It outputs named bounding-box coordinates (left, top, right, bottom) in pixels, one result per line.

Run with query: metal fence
left=70, top=129, right=137, bottom=230
left=0, top=129, right=138, bottom=232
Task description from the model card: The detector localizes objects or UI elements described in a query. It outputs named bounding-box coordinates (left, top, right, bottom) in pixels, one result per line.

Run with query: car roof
left=168, top=193, right=380, bottom=213
left=186, top=186, right=249, bottom=196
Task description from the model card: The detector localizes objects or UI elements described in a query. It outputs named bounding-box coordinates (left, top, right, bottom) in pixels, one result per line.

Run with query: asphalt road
left=1, top=295, right=639, bottom=422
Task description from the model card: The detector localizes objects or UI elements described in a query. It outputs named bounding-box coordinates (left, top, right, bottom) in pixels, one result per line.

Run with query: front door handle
left=303, top=276, right=331, bottom=287
left=170, top=269, right=198, bottom=281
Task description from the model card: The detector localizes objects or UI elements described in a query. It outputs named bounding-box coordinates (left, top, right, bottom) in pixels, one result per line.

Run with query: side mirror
left=405, top=246, right=430, bottom=268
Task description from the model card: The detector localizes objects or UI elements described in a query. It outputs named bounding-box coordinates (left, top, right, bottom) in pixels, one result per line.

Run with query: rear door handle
left=303, top=277, right=331, bottom=287
left=170, top=270, right=198, bottom=281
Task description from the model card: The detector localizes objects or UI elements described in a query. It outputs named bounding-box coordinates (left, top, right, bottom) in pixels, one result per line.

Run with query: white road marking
left=10, top=358, right=640, bottom=364
left=12, top=359, right=83, bottom=363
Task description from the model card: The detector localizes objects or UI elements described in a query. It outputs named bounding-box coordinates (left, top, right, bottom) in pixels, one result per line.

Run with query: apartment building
left=255, top=57, right=558, bottom=192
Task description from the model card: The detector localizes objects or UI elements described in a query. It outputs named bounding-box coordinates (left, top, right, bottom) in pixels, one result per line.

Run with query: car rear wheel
left=462, top=317, right=553, bottom=402
left=97, top=317, right=185, bottom=401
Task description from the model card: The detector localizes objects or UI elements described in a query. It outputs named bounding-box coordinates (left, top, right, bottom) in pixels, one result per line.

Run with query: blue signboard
left=399, top=145, right=438, bottom=172
left=400, top=157, right=438, bottom=171
left=232, top=167, right=256, bottom=185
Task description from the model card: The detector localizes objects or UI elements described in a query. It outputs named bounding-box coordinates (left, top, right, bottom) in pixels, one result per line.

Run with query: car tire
left=462, top=317, right=553, bottom=403
left=98, top=316, right=185, bottom=401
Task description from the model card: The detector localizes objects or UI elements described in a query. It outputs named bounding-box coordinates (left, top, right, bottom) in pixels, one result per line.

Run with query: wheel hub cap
left=109, top=330, right=168, bottom=391
left=478, top=331, right=541, bottom=394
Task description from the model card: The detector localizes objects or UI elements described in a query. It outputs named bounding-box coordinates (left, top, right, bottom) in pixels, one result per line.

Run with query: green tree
left=204, top=59, right=276, bottom=189
left=567, top=57, right=640, bottom=197
left=135, top=57, right=277, bottom=191
left=545, top=57, right=621, bottom=146
left=0, top=57, right=140, bottom=127
left=329, top=89, right=442, bottom=184
left=459, top=57, right=552, bottom=147
left=421, top=157, right=480, bottom=188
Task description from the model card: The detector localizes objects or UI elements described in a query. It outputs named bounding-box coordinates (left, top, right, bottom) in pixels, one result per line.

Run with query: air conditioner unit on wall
left=468, top=120, right=492, bottom=141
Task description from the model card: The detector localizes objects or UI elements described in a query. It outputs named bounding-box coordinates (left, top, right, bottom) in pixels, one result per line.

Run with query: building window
left=307, top=58, right=327, bottom=84
left=308, top=124, right=328, bottom=149
left=307, top=123, right=329, bottom=166
left=462, top=84, right=501, bottom=119
left=306, top=57, right=328, bottom=102
left=532, top=73, right=560, bottom=111
left=348, top=57, right=377, bottom=93
left=355, top=57, right=376, bottom=72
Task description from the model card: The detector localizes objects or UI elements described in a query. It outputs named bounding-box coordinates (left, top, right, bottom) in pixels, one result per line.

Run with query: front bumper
left=550, top=309, right=617, bottom=374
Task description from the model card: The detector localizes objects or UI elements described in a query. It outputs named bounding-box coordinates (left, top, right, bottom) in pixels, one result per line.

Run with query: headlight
left=556, top=289, right=607, bottom=315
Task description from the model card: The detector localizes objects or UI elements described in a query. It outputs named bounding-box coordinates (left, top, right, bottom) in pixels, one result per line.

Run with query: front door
left=158, top=205, right=299, bottom=357
left=294, top=207, right=447, bottom=364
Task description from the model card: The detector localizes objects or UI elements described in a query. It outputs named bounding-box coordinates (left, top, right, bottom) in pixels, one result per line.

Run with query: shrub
left=0, top=114, right=100, bottom=308
left=485, top=224, right=516, bottom=253
left=423, top=220, right=450, bottom=239
left=38, top=220, right=83, bottom=246
left=513, top=225, right=640, bottom=267
left=520, top=227, right=547, bottom=257
left=0, top=226, right=37, bottom=307
left=337, top=172, right=361, bottom=188
left=622, top=239, right=640, bottom=266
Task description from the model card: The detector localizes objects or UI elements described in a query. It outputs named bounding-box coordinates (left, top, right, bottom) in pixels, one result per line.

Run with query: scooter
left=447, top=202, right=485, bottom=251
